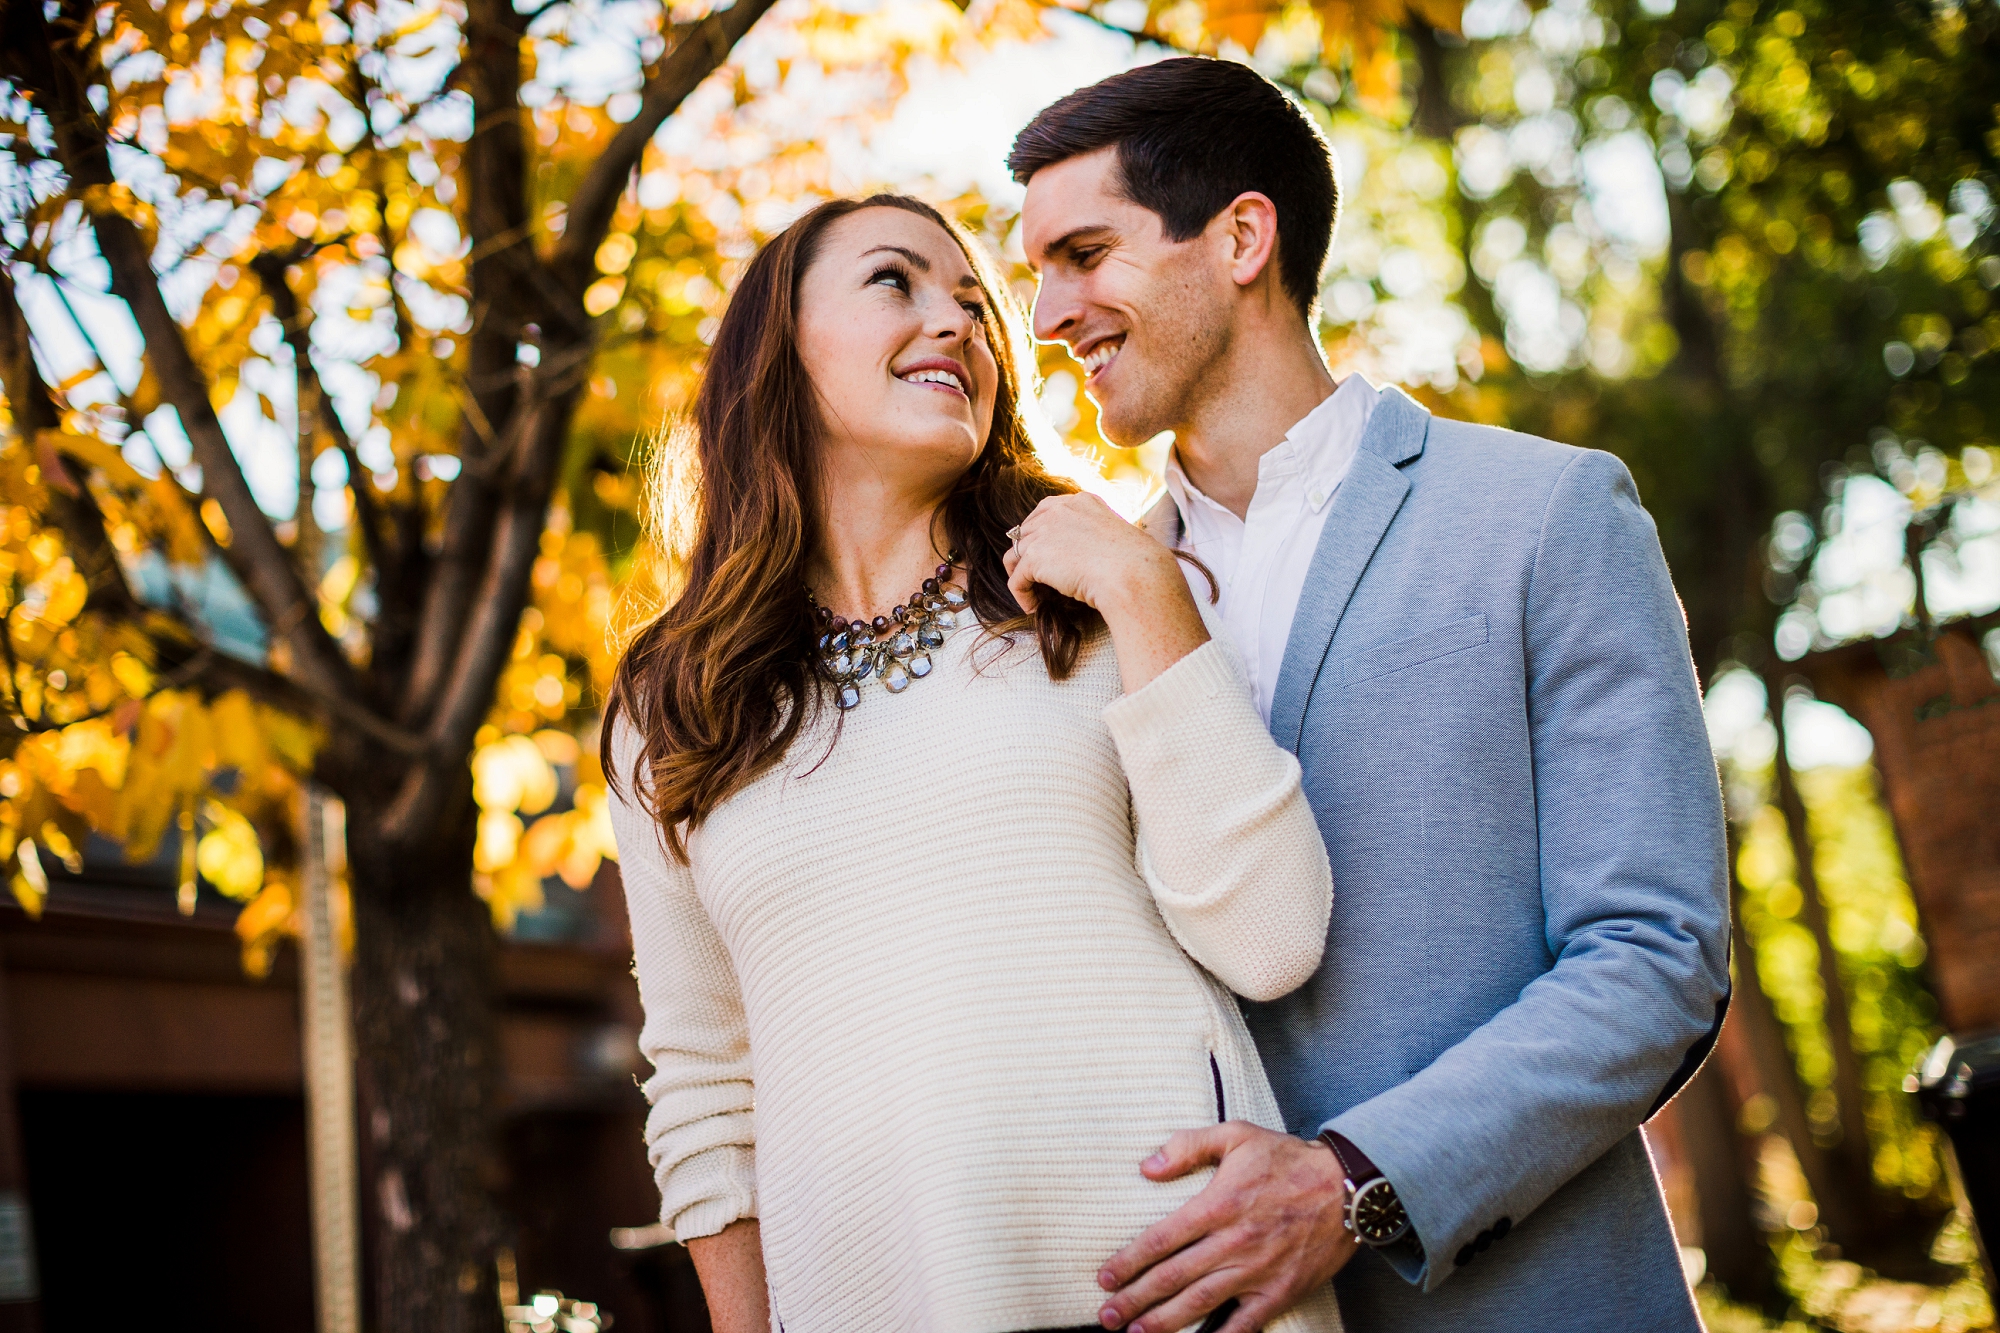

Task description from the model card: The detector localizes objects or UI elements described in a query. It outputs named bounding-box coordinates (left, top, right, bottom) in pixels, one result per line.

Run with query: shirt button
left=1308, top=489, right=1326, bottom=508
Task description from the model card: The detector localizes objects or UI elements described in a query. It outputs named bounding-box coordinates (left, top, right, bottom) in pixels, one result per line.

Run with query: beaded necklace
left=807, top=555, right=969, bottom=710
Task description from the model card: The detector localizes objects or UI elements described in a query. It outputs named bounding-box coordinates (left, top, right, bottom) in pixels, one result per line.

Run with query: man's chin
left=1089, top=397, right=1162, bottom=451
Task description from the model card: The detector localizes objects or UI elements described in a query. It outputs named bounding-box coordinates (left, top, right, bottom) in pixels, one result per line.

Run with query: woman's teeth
left=902, top=368, right=964, bottom=392
left=1082, top=339, right=1123, bottom=375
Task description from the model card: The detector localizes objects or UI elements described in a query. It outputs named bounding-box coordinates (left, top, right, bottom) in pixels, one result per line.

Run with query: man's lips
left=1077, top=335, right=1125, bottom=383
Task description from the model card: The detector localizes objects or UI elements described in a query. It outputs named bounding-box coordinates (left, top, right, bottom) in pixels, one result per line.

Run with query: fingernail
left=1098, top=1309, right=1120, bottom=1330
left=1098, top=1270, right=1116, bottom=1290
left=1143, top=1153, right=1166, bottom=1171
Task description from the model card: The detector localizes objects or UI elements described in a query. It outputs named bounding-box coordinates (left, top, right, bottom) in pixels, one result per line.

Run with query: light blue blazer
left=1148, top=387, right=1731, bottom=1330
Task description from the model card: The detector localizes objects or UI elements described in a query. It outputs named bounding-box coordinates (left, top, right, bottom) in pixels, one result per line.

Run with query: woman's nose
left=927, top=295, right=975, bottom=342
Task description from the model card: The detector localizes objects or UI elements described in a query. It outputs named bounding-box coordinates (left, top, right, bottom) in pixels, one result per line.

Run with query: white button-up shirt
left=1163, top=373, right=1380, bottom=723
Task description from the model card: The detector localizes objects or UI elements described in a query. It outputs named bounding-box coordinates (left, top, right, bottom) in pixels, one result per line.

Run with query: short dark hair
left=1008, top=57, right=1338, bottom=317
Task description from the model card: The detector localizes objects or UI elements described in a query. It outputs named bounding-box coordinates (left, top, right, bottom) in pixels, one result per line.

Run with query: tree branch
left=395, top=0, right=780, bottom=760
left=380, top=375, right=582, bottom=841
left=5, top=0, right=362, bottom=708
left=1405, top=23, right=1463, bottom=141
left=147, top=633, right=429, bottom=763
left=550, top=0, right=784, bottom=292
left=397, top=0, right=538, bottom=726
left=0, top=263, right=143, bottom=620
left=247, top=249, right=398, bottom=586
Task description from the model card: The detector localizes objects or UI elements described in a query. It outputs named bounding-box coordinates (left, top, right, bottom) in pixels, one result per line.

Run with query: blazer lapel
left=1267, top=388, right=1431, bottom=753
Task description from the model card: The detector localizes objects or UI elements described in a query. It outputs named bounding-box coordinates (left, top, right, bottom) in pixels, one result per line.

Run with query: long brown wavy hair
left=603, top=194, right=1101, bottom=859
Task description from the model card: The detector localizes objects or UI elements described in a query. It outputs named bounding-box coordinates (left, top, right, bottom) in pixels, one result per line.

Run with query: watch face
left=1350, top=1178, right=1411, bottom=1246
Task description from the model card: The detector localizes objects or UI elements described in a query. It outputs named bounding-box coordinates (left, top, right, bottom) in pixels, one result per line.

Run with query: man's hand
left=1096, top=1122, right=1356, bottom=1333
left=1002, top=492, right=1210, bottom=695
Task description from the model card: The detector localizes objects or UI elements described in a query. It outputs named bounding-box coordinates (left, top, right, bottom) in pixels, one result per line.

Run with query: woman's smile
left=895, top=355, right=972, bottom=400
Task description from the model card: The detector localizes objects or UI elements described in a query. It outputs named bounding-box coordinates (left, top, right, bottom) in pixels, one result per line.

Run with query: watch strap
left=1320, top=1129, right=1416, bottom=1251
left=1318, top=1130, right=1379, bottom=1187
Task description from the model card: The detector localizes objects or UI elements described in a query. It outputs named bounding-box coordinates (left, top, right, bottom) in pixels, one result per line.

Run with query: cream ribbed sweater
left=610, top=622, right=1343, bottom=1333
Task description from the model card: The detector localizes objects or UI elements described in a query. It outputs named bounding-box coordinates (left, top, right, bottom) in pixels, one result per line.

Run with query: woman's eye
left=962, top=302, right=987, bottom=320
left=868, top=267, right=910, bottom=293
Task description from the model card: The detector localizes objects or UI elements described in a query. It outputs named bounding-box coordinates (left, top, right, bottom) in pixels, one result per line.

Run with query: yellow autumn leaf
left=1203, top=0, right=1273, bottom=52
left=258, top=708, right=320, bottom=775
left=109, top=652, right=154, bottom=698
left=52, top=718, right=130, bottom=790
left=208, top=691, right=269, bottom=779
left=39, top=431, right=145, bottom=486
left=519, top=810, right=570, bottom=877
left=474, top=862, right=545, bottom=931
left=471, top=734, right=557, bottom=815
left=12, top=839, right=47, bottom=919
left=196, top=802, right=266, bottom=901
left=34, top=560, right=87, bottom=627
left=569, top=783, right=618, bottom=870
left=474, top=808, right=524, bottom=874
left=234, top=874, right=295, bottom=978
left=35, top=822, right=81, bottom=873
left=532, top=729, right=580, bottom=765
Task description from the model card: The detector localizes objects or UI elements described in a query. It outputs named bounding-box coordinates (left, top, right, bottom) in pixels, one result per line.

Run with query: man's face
left=1021, top=147, right=1232, bottom=447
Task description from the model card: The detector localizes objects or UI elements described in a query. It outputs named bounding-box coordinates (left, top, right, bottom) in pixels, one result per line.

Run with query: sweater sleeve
left=607, top=721, right=758, bottom=1243
left=1101, top=639, right=1333, bottom=1002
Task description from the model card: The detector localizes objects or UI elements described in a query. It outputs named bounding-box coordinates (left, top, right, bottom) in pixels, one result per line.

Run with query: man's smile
left=1078, top=334, right=1126, bottom=385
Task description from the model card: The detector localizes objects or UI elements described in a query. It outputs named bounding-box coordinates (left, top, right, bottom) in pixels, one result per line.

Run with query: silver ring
left=1006, top=525, right=1023, bottom=543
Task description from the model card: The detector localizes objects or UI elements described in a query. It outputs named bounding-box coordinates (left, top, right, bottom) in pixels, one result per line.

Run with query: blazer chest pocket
left=1340, top=614, right=1489, bottom=687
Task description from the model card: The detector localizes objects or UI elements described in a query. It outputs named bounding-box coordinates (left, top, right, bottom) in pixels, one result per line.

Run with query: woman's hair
left=603, top=194, right=1100, bottom=859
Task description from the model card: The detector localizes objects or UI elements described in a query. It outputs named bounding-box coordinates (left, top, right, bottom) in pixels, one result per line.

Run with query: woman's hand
left=1003, top=492, right=1210, bottom=694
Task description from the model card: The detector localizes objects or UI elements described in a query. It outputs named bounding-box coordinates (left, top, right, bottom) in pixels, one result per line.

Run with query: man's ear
left=1217, top=192, right=1281, bottom=292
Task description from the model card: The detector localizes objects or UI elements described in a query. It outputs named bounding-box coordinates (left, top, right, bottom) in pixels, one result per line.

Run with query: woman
left=604, top=194, right=1342, bottom=1333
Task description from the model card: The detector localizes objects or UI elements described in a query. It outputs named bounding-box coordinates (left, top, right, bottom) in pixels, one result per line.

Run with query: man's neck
left=1170, top=325, right=1337, bottom=521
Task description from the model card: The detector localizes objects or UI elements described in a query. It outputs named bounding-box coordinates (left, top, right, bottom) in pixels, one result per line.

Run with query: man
left=1009, top=57, right=1731, bottom=1333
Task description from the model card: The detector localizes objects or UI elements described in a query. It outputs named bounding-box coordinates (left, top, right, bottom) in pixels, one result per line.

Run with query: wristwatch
left=1319, top=1130, right=1415, bottom=1250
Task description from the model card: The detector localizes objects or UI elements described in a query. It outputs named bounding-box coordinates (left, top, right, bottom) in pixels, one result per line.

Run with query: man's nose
left=1031, top=276, right=1079, bottom=345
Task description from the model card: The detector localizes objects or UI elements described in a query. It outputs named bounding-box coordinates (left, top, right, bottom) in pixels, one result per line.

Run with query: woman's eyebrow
left=860, top=245, right=930, bottom=271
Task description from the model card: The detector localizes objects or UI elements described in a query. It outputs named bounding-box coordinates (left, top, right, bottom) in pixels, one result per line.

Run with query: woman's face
left=795, top=208, right=1000, bottom=498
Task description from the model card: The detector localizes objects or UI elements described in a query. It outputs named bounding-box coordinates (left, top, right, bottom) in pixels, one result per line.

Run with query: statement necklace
left=808, top=555, right=968, bottom=710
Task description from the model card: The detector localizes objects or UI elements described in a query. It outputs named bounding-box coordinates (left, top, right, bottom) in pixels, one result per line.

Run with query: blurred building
left=0, top=847, right=705, bottom=1332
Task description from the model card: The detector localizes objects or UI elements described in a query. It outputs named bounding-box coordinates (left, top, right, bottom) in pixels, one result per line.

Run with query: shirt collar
left=1163, top=373, right=1379, bottom=530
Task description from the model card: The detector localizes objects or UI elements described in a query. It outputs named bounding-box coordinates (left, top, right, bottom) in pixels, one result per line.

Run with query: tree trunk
left=1728, top=856, right=1882, bottom=1259
left=1673, top=1054, right=1776, bottom=1304
left=1764, top=675, right=1883, bottom=1222
left=346, top=793, right=503, bottom=1333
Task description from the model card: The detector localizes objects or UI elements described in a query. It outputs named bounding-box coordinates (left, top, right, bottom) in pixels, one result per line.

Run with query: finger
left=1100, top=1190, right=1228, bottom=1291
left=1002, top=544, right=1021, bottom=578
left=1006, top=554, right=1039, bottom=613
left=1028, top=495, right=1072, bottom=531
left=1123, top=1266, right=1247, bottom=1333
left=1215, top=1292, right=1282, bottom=1333
left=1098, top=1233, right=1235, bottom=1327
left=1143, top=1123, right=1234, bottom=1181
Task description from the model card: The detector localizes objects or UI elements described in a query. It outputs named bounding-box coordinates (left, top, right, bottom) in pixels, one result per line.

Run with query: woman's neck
left=806, top=485, right=952, bottom=625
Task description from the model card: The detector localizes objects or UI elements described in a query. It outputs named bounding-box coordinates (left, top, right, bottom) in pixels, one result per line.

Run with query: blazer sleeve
left=1323, top=449, right=1731, bottom=1291
left=1102, top=638, right=1333, bottom=1003
left=606, top=721, right=759, bottom=1243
